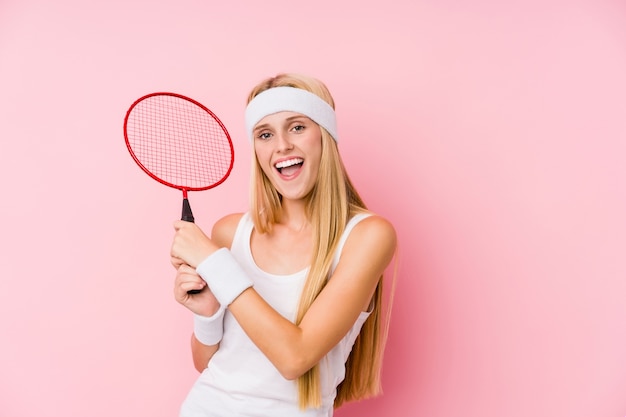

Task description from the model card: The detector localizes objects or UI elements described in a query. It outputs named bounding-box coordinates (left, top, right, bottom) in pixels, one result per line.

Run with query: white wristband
left=193, top=307, right=226, bottom=346
left=195, top=248, right=253, bottom=307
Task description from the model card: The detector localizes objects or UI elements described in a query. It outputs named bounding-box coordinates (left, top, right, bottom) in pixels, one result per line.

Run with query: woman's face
left=253, top=111, right=322, bottom=201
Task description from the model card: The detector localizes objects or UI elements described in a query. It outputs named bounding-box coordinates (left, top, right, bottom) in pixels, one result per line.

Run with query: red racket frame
left=123, top=92, right=235, bottom=199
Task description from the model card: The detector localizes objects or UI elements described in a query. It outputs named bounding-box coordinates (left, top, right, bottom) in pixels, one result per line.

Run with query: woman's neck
left=279, top=198, right=311, bottom=233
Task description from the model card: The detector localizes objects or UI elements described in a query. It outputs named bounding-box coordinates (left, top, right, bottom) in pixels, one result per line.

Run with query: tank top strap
left=330, top=212, right=372, bottom=274
left=230, top=212, right=254, bottom=252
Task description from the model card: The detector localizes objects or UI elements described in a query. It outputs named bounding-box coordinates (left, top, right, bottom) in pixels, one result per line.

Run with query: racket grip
left=181, top=197, right=200, bottom=294
left=182, top=198, right=195, bottom=223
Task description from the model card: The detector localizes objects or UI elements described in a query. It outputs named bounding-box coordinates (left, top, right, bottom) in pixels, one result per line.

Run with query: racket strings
left=126, top=95, right=233, bottom=190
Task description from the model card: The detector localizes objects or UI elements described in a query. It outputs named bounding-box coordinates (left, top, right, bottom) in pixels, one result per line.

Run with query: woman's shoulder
left=351, top=209, right=395, bottom=232
left=345, top=212, right=397, bottom=257
left=354, top=212, right=396, bottom=239
left=211, top=212, right=246, bottom=248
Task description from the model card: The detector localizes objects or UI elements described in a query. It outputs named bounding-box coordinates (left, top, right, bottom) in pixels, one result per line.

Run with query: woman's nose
left=276, top=132, right=294, bottom=151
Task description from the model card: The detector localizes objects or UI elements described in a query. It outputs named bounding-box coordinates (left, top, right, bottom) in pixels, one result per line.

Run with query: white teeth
left=275, top=158, right=303, bottom=169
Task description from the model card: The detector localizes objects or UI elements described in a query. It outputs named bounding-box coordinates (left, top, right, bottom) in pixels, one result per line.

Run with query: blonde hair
left=246, top=73, right=389, bottom=409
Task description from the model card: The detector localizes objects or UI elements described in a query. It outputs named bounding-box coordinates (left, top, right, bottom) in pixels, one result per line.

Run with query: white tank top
left=180, top=213, right=372, bottom=417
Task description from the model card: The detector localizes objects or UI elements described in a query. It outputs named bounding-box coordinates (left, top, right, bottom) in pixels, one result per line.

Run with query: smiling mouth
left=275, top=158, right=304, bottom=175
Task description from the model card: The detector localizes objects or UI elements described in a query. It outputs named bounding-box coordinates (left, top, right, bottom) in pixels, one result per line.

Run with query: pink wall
left=1, top=0, right=625, bottom=416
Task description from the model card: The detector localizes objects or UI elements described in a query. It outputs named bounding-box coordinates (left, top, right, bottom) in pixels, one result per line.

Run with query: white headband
left=245, top=86, right=338, bottom=142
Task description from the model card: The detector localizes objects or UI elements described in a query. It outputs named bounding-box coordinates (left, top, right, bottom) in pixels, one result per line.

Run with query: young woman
left=170, top=73, right=397, bottom=416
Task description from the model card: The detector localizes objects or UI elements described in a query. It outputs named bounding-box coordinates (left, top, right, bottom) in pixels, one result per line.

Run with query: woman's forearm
left=191, top=334, right=219, bottom=373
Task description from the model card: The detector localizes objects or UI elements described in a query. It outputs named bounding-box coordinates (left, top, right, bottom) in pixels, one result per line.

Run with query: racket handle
left=182, top=198, right=195, bottom=223
left=181, top=197, right=201, bottom=294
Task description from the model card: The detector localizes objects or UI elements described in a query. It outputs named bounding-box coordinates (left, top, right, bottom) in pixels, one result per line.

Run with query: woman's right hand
left=174, top=263, right=221, bottom=317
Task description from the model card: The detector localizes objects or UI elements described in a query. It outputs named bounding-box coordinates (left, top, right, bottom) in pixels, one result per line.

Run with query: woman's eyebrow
left=253, top=123, right=270, bottom=132
left=254, top=115, right=311, bottom=132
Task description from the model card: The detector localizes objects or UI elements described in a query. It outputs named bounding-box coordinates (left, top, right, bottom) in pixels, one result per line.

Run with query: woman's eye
left=257, top=132, right=271, bottom=140
left=292, top=124, right=305, bottom=132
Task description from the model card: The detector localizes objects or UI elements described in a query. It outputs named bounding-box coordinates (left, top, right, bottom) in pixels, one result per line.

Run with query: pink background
left=1, top=0, right=625, bottom=416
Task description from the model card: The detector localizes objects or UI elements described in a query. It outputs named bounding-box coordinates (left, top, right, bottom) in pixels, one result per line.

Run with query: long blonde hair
left=246, top=73, right=389, bottom=409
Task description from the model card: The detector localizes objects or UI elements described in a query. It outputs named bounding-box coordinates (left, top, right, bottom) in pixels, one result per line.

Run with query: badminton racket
left=123, top=92, right=234, bottom=293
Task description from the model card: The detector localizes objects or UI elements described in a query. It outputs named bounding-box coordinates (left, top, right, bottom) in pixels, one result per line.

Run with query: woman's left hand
left=173, top=264, right=221, bottom=316
left=171, top=220, right=219, bottom=268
